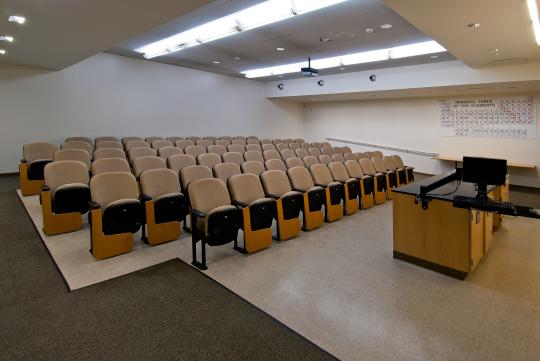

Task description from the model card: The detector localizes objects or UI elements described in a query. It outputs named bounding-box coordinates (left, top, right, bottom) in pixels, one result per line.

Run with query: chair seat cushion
left=102, top=199, right=143, bottom=235
left=52, top=183, right=90, bottom=214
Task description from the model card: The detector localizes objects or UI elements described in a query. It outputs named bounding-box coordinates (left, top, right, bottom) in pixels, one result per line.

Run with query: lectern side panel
left=393, top=193, right=470, bottom=272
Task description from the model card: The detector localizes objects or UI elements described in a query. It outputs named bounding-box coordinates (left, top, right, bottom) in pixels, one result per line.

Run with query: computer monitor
left=462, top=156, right=507, bottom=197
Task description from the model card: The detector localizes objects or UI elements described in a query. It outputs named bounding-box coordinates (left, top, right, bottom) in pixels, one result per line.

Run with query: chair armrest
left=41, top=185, right=50, bottom=192
left=190, top=209, right=207, bottom=218
left=21, top=159, right=27, bottom=163
left=232, top=200, right=248, bottom=208
left=140, top=195, right=152, bottom=202
left=89, top=201, right=101, bottom=210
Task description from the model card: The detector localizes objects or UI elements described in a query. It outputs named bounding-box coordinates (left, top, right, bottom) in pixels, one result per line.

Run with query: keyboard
left=453, top=195, right=516, bottom=215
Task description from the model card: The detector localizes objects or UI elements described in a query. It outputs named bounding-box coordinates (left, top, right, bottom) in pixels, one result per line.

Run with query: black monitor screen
left=462, top=156, right=507, bottom=186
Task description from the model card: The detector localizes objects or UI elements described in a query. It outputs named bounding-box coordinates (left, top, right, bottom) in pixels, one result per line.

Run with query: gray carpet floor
left=0, top=175, right=337, bottom=361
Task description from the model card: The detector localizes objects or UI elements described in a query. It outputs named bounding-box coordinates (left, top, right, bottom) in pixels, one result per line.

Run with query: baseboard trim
left=0, top=172, right=18, bottom=177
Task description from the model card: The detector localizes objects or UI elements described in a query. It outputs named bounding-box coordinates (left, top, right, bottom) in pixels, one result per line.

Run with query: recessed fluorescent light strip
left=135, top=0, right=348, bottom=59
left=241, top=41, right=446, bottom=78
left=527, top=0, right=540, bottom=45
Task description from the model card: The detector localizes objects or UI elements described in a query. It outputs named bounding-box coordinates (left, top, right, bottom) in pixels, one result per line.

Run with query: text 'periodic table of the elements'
left=439, top=96, right=536, bottom=139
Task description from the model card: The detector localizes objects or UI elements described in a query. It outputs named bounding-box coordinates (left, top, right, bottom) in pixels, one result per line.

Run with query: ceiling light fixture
left=212, top=61, right=221, bottom=64
left=233, top=56, right=241, bottom=60
left=430, top=55, right=439, bottom=59
left=276, top=47, right=285, bottom=51
left=242, top=40, right=445, bottom=78
left=527, top=0, right=540, bottom=45
left=0, top=49, right=5, bottom=55
left=0, top=36, right=14, bottom=42
left=135, top=0, right=349, bottom=59
left=8, top=15, right=26, bottom=24
left=364, top=28, right=374, bottom=34
left=380, top=24, right=392, bottom=29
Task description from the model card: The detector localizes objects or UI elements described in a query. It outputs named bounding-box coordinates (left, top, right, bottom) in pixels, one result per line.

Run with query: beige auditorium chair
left=286, top=166, right=325, bottom=231
left=263, top=150, right=281, bottom=161
left=151, top=140, right=173, bottom=150
left=344, top=153, right=356, bottom=161
left=125, top=140, right=151, bottom=152
left=241, top=161, right=265, bottom=176
left=260, top=138, right=272, bottom=145
left=214, top=139, right=230, bottom=147
left=318, top=155, right=332, bottom=165
left=166, top=136, right=183, bottom=143
left=294, top=138, right=306, bottom=144
left=321, top=141, right=332, bottom=148
left=228, top=174, right=276, bottom=254
left=203, top=136, right=217, bottom=142
left=284, top=138, right=295, bottom=144
left=54, top=149, right=91, bottom=170
left=41, top=160, right=91, bottom=235
left=61, top=141, right=93, bottom=157
left=309, top=164, right=344, bottom=222
left=89, top=172, right=143, bottom=259
left=91, top=158, right=131, bottom=175
left=300, top=143, right=310, bottom=150
left=180, top=165, right=213, bottom=193
left=328, top=162, right=359, bottom=215
left=219, top=136, right=232, bottom=140
left=244, top=150, right=264, bottom=163
left=222, top=152, right=243, bottom=166
left=373, top=151, right=384, bottom=157
left=228, top=144, right=245, bottom=154
left=273, top=138, right=285, bottom=145
left=285, top=157, right=304, bottom=169
left=122, top=137, right=143, bottom=145
left=145, top=137, right=164, bottom=144
left=276, top=143, right=289, bottom=152
left=197, top=153, right=222, bottom=169
left=186, top=136, right=201, bottom=141
left=246, top=144, right=262, bottom=152
left=95, top=136, right=119, bottom=143
left=196, top=139, right=213, bottom=149
left=184, top=145, right=206, bottom=159
left=344, top=160, right=375, bottom=209
left=20, top=142, right=58, bottom=196
left=384, top=155, right=408, bottom=185
left=66, top=137, right=92, bottom=145
left=175, top=139, right=195, bottom=151
left=308, top=148, right=322, bottom=157
left=311, top=142, right=322, bottom=149
left=342, top=146, right=353, bottom=154
left=280, top=149, right=295, bottom=160
left=214, top=162, right=241, bottom=183
left=140, top=168, right=187, bottom=245
left=128, top=147, right=157, bottom=164
left=188, top=178, right=242, bottom=270
left=391, top=155, right=414, bottom=183
left=359, top=158, right=387, bottom=205
left=321, top=147, right=334, bottom=156
left=332, top=154, right=346, bottom=163
left=95, top=141, right=123, bottom=150
left=231, top=138, right=247, bottom=146
left=94, top=148, right=126, bottom=160
left=132, top=156, right=166, bottom=179
left=158, top=146, right=183, bottom=161
left=265, top=159, right=287, bottom=172
left=295, top=148, right=309, bottom=159
left=262, top=144, right=277, bottom=152
left=260, top=170, right=303, bottom=241
left=372, top=156, right=398, bottom=199
left=302, top=156, right=319, bottom=168
left=207, top=145, right=227, bottom=156
left=246, top=138, right=260, bottom=145
left=167, top=154, right=196, bottom=178
left=289, top=143, right=301, bottom=151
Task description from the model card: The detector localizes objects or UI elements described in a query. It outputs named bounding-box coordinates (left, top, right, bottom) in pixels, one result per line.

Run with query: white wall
left=303, top=95, right=540, bottom=188
left=0, top=53, right=304, bottom=173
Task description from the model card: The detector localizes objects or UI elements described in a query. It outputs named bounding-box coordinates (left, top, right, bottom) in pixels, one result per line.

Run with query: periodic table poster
left=439, top=96, right=536, bottom=139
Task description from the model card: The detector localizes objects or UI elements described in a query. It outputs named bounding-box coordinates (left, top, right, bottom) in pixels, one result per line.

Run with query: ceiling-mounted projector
left=301, top=57, right=319, bottom=77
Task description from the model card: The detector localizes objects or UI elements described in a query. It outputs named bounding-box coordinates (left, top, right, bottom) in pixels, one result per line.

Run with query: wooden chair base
left=276, top=199, right=301, bottom=241
left=242, top=207, right=272, bottom=253
left=144, top=201, right=181, bottom=245
left=41, top=191, right=83, bottom=236
left=19, top=163, right=44, bottom=196
left=302, top=193, right=324, bottom=231
left=90, top=208, right=134, bottom=259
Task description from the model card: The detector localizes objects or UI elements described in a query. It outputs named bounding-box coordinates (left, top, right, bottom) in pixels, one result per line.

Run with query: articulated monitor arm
left=417, top=169, right=462, bottom=210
